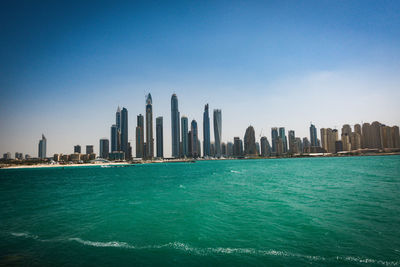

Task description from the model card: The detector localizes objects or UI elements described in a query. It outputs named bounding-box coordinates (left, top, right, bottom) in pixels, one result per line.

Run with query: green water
left=1, top=156, right=399, bottom=266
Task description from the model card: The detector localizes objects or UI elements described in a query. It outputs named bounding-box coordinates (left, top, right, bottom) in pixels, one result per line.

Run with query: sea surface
left=1, top=156, right=400, bottom=266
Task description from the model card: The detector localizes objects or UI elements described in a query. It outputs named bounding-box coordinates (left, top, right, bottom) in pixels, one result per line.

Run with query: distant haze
left=1, top=1, right=399, bottom=157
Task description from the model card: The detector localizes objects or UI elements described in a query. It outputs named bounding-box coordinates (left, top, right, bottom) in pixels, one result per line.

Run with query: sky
left=1, top=0, right=400, bottom=157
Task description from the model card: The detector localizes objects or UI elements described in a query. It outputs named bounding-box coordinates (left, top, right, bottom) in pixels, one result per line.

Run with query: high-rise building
left=321, top=128, right=336, bottom=153
left=260, top=136, right=270, bottom=157
left=271, top=128, right=278, bottom=153
left=371, top=121, right=382, bottom=149
left=341, top=124, right=352, bottom=136
left=190, top=120, right=199, bottom=158
left=15, top=152, right=23, bottom=160
left=120, top=108, right=128, bottom=159
left=74, top=145, right=81, bottom=153
left=349, top=132, right=361, bottom=150
left=156, top=116, right=163, bottom=158
left=136, top=114, right=144, bottom=158
left=86, top=145, right=94, bottom=154
left=188, top=130, right=192, bottom=157
left=203, top=104, right=211, bottom=157
left=310, top=124, right=318, bottom=147
left=111, top=124, right=119, bottom=152
left=294, top=137, right=302, bottom=154
left=275, top=137, right=284, bottom=156
left=278, top=127, right=288, bottom=153
left=342, top=134, right=351, bottom=151
left=244, top=126, right=257, bottom=156
left=392, top=126, right=400, bottom=148
left=181, top=116, right=189, bottom=157
left=3, top=152, right=11, bottom=160
left=210, top=142, right=215, bottom=157
left=303, top=137, right=310, bottom=153
left=227, top=142, right=234, bottom=157
left=288, top=130, right=295, bottom=154
left=233, top=137, right=243, bottom=157
left=116, top=107, right=121, bottom=129
left=255, top=142, right=260, bottom=156
left=145, top=94, right=154, bottom=159
left=171, top=94, right=180, bottom=158
left=213, top=109, right=222, bottom=158
left=354, top=123, right=362, bottom=147
left=380, top=125, right=393, bottom=149
left=38, top=134, right=47, bottom=159
left=221, top=142, right=227, bottom=157
left=99, top=139, right=109, bottom=159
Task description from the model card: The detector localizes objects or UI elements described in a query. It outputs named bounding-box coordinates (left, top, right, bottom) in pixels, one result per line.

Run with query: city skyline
left=1, top=1, right=400, bottom=156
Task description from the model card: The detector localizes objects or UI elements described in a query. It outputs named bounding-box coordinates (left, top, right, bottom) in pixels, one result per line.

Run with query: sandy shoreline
left=1, top=162, right=134, bottom=169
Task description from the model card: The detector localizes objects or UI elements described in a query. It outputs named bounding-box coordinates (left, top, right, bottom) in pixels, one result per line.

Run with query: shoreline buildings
left=145, top=94, right=154, bottom=159
left=213, top=109, right=222, bottom=158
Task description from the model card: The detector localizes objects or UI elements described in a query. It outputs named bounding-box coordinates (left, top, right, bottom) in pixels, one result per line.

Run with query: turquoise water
left=1, top=156, right=400, bottom=266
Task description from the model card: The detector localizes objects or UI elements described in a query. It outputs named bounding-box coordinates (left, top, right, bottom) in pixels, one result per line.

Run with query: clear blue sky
left=1, top=0, right=400, bottom=157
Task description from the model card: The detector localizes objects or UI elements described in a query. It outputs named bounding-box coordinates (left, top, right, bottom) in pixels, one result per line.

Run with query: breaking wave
left=9, top=232, right=400, bottom=266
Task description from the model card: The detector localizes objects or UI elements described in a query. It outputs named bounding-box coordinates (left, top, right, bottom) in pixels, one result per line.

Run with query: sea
left=1, top=156, right=399, bottom=266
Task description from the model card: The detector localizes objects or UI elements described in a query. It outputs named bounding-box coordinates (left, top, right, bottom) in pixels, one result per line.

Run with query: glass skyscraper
left=213, top=109, right=222, bottom=158
left=203, top=104, right=211, bottom=157
left=171, top=94, right=180, bottom=158
left=279, top=127, right=288, bottom=153
left=38, top=134, right=46, bottom=159
left=271, top=127, right=278, bottom=153
left=181, top=116, right=189, bottom=157
left=310, top=124, right=318, bottom=147
left=145, top=93, right=154, bottom=159
left=191, top=119, right=199, bottom=158
left=99, top=138, right=109, bottom=159
left=120, top=107, right=128, bottom=159
left=156, top=116, right=163, bottom=158
left=136, top=114, right=144, bottom=158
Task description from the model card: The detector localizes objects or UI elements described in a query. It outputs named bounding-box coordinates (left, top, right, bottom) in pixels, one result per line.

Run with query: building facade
left=203, top=104, right=211, bottom=157
left=213, top=109, right=222, bottom=158
left=156, top=116, right=164, bottom=158
left=145, top=94, right=154, bottom=159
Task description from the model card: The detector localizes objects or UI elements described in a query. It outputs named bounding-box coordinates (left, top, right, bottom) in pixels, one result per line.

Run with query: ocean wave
left=230, top=170, right=240, bottom=173
left=10, top=232, right=38, bottom=239
left=68, top=238, right=135, bottom=249
left=9, top=233, right=400, bottom=266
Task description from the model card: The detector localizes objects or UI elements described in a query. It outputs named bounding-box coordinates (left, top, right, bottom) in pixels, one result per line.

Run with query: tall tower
left=213, top=109, right=222, bottom=158
left=38, top=134, right=47, bottom=159
left=288, top=130, right=295, bottom=154
left=171, top=94, right=180, bottom=158
left=111, top=124, right=119, bottom=152
left=203, top=104, right=211, bottom=157
left=156, top=116, right=164, bottom=158
left=310, top=124, right=318, bottom=147
left=271, top=127, right=278, bottom=153
left=191, top=119, right=199, bottom=158
left=181, top=116, right=189, bottom=157
left=120, top=107, right=128, bottom=159
left=99, top=138, right=109, bottom=159
left=136, top=114, right=144, bottom=158
left=278, top=127, right=288, bottom=153
left=145, top=93, right=154, bottom=159
left=244, top=126, right=256, bottom=156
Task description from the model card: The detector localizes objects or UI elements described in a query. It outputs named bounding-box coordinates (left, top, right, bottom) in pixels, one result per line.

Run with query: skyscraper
left=278, top=127, right=288, bottom=153
left=271, top=127, right=278, bottom=153
left=120, top=108, right=128, bottom=159
left=136, top=114, right=144, bottom=158
left=74, top=145, right=81, bottom=153
left=191, top=119, right=199, bottom=158
left=171, top=94, right=180, bottom=158
left=260, top=136, right=269, bottom=157
left=156, top=116, right=163, bottom=158
left=233, top=137, right=243, bottom=157
left=99, top=139, right=109, bottom=159
left=310, top=124, right=318, bottom=147
left=145, top=94, right=154, bottom=159
left=244, top=126, right=257, bottom=156
left=111, top=124, right=119, bottom=152
left=38, top=134, right=46, bottom=159
left=181, top=116, right=189, bottom=157
left=213, top=109, right=222, bottom=158
left=288, top=130, right=295, bottom=154
left=203, top=104, right=211, bottom=157
left=86, top=145, right=94, bottom=154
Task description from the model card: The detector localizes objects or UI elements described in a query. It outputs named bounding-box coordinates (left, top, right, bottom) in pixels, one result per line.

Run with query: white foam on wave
left=179, top=185, right=186, bottom=189
left=230, top=170, right=240, bottom=173
left=11, top=232, right=38, bottom=239
left=68, top=238, right=135, bottom=249
left=9, top=233, right=400, bottom=266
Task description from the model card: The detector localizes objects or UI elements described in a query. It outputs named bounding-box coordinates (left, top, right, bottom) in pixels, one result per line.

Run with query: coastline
left=1, top=152, right=399, bottom=170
